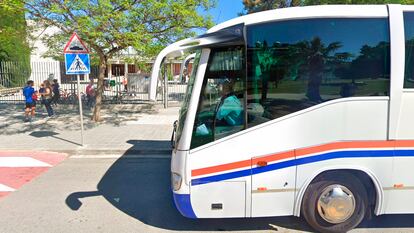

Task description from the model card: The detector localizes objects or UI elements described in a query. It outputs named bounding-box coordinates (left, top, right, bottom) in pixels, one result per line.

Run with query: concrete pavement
left=0, top=155, right=413, bottom=233
left=0, top=103, right=178, bottom=155
left=0, top=155, right=309, bottom=233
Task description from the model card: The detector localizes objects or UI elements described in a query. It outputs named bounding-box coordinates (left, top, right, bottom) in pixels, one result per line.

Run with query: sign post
left=63, top=32, right=90, bottom=146
left=76, top=74, right=84, bottom=145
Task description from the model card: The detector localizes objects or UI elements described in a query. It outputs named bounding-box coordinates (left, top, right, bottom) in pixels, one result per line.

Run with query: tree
left=242, top=0, right=414, bottom=14
left=346, top=41, right=390, bottom=80
left=242, top=0, right=301, bottom=14
left=306, top=0, right=414, bottom=4
left=0, top=0, right=30, bottom=62
left=0, top=0, right=31, bottom=87
left=25, top=0, right=214, bottom=121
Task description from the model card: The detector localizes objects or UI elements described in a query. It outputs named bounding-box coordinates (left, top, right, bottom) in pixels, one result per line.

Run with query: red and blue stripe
left=191, top=140, right=414, bottom=186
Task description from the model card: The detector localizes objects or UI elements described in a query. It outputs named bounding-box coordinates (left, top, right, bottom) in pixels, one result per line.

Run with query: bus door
left=189, top=46, right=249, bottom=218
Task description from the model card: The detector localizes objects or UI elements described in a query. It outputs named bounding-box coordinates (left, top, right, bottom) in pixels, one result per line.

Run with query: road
left=0, top=153, right=413, bottom=233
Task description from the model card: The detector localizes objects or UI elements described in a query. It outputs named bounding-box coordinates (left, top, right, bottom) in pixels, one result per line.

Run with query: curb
left=70, top=154, right=171, bottom=159
left=58, top=149, right=172, bottom=156
left=1, top=149, right=172, bottom=156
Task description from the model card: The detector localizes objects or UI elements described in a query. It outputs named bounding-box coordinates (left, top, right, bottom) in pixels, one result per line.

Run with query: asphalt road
left=0, top=154, right=413, bottom=233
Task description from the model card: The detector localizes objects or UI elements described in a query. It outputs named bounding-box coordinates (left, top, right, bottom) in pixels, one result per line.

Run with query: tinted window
left=404, top=12, right=414, bottom=88
left=246, top=18, right=390, bottom=127
left=191, top=47, right=245, bottom=149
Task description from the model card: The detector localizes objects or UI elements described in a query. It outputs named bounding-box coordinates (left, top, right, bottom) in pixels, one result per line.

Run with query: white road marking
left=0, top=157, right=51, bottom=167
left=125, top=115, right=176, bottom=125
left=0, top=184, right=15, bottom=192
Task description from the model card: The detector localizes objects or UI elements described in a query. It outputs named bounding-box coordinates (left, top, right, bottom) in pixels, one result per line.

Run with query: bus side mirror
left=171, top=120, right=178, bottom=149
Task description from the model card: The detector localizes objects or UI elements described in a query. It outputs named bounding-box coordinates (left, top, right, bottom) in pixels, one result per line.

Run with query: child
left=23, top=80, right=36, bottom=122
left=39, top=83, right=45, bottom=100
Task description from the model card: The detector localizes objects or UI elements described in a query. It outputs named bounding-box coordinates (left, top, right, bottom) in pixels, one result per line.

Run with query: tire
left=301, top=174, right=368, bottom=233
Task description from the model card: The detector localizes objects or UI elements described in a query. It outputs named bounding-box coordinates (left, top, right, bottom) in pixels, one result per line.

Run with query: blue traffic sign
left=64, top=53, right=90, bottom=75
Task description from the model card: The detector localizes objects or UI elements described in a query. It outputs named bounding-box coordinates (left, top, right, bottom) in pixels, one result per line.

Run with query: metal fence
left=0, top=61, right=29, bottom=104
left=0, top=61, right=187, bottom=105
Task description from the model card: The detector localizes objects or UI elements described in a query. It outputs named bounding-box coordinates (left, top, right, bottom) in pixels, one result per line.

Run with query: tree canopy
left=25, top=0, right=214, bottom=121
left=242, top=0, right=414, bottom=14
left=242, top=0, right=300, bottom=13
left=0, top=0, right=30, bottom=62
left=0, top=0, right=31, bottom=87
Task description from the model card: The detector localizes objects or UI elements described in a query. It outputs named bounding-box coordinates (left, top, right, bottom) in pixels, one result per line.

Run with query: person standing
left=39, top=83, right=46, bottom=110
left=122, top=77, right=128, bottom=92
left=86, top=79, right=95, bottom=108
left=41, top=80, right=54, bottom=117
left=51, top=79, right=60, bottom=105
left=39, top=83, right=45, bottom=96
left=23, top=80, right=36, bottom=122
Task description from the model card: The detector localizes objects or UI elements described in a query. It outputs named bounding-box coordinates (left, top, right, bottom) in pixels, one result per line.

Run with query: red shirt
left=86, top=84, right=94, bottom=96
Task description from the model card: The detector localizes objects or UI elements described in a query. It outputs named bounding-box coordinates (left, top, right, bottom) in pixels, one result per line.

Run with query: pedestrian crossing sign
left=64, top=53, right=90, bottom=75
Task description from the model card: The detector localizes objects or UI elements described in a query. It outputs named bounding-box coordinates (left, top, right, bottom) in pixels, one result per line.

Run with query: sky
left=196, top=0, right=245, bottom=34
left=206, top=1, right=245, bottom=24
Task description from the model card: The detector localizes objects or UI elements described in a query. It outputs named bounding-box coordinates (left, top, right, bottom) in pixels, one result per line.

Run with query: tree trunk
left=92, top=57, right=107, bottom=122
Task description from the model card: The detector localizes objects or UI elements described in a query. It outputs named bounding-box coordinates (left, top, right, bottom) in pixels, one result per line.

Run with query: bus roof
left=149, top=4, right=391, bottom=101
left=207, top=4, right=388, bottom=33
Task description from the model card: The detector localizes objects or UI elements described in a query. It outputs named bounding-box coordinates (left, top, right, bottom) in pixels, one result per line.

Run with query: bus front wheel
left=301, top=174, right=368, bottom=233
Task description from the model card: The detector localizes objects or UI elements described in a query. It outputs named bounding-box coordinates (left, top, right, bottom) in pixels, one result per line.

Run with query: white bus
left=150, top=5, right=414, bottom=233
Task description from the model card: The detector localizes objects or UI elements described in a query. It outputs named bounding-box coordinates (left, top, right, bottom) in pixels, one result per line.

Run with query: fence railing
left=0, top=61, right=30, bottom=88
left=0, top=61, right=187, bottom=105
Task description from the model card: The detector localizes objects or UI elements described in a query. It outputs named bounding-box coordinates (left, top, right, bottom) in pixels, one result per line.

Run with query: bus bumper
left=173, top=192, right=197, bottom=219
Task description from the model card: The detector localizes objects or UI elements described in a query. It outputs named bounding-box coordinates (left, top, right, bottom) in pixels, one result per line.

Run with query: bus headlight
left=171, top=172, right=182, bottom=191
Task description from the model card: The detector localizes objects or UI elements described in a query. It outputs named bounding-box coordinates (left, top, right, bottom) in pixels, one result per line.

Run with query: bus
left=149, top=5, right=414, bottom=233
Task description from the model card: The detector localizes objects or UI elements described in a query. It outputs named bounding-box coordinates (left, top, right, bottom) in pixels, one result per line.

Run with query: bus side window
left=246, top=18, right=390, bottom=128
left=404, top=12, right=414, bottom=88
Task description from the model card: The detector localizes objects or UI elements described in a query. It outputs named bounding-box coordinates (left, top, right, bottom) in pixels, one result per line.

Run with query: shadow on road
left=65, top=140, right=414, bottom=232
left=0, top=103, right=158, bottom=135
left=29, top=130, right=82, bottom=146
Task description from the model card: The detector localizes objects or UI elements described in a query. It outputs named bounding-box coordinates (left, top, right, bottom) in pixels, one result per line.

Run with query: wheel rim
left=317, top=184, right=356, bottom=224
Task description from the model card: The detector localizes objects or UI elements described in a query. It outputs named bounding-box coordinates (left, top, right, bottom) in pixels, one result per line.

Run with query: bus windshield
left=175, top=50, right=201, bottom=146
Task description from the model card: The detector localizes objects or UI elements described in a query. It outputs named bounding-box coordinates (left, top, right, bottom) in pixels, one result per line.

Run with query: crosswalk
left=0, top=184, right=15, bottom=192
left=0, top=151, right=66, bottom=199
left=0, top=157, right=52, bottom=167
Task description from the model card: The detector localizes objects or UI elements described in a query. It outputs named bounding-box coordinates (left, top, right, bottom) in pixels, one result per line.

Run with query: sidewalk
left=0, top=103, right=179, bottom=155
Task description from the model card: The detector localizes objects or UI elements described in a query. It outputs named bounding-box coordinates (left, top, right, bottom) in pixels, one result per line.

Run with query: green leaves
left=25, top=0, right=214, bottom=60
left=0, top=0, right=30, bottom=62
left=242, top=0, right=300, bottom=14
left=0, top=0, right=30, bottom=87
left=242, top=0, right=414, bottom=13
left=24, top=0, right=214, bottom=121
